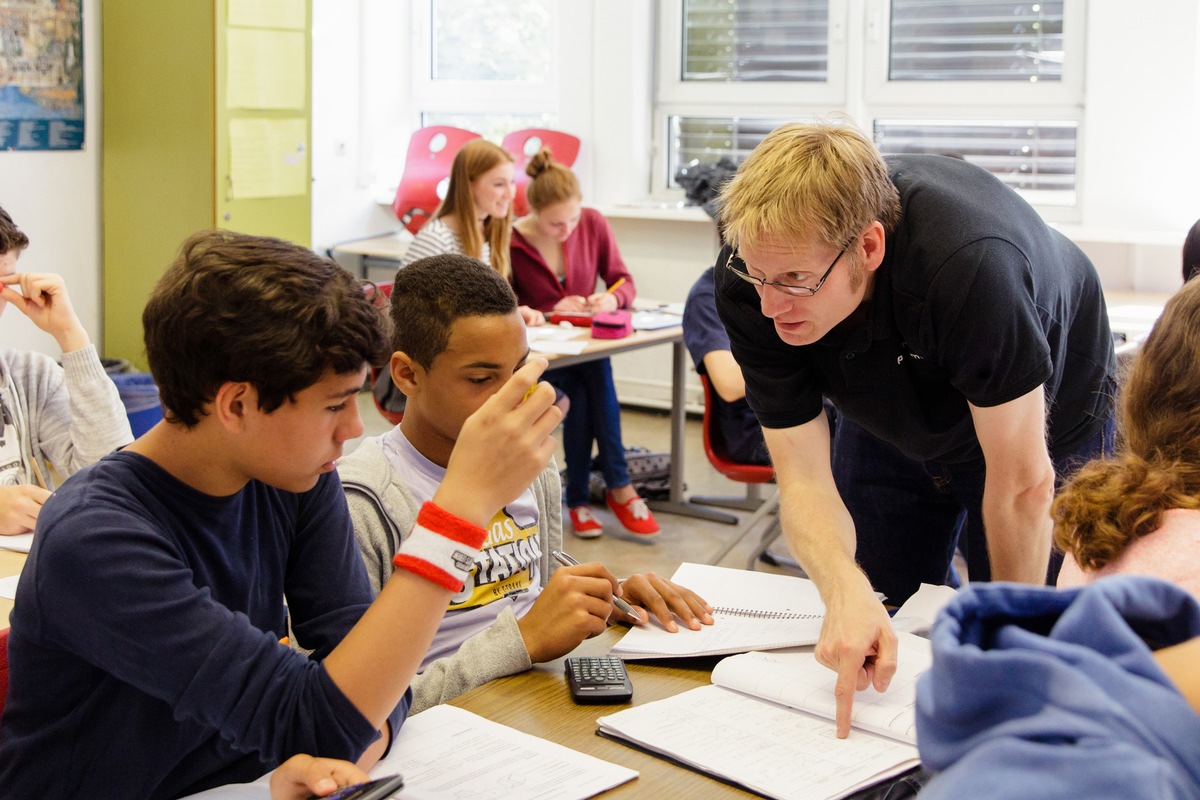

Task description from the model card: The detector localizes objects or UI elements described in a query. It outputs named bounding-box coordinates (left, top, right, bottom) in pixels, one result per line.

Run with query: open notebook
left=610, top=562, right=825, bottom=659
left=597, top=632, right=931, bottom=800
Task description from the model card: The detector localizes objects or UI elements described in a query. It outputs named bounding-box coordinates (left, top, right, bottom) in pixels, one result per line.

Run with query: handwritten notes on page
left=598, top=685, right=918, bottom=800
left=710, top=633, right=932, bottom=745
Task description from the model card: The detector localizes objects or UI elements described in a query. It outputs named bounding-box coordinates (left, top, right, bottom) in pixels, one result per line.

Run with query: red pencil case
left=549, top=312, right=594, bottom=328
left=591, top=310, right=633, bottom=339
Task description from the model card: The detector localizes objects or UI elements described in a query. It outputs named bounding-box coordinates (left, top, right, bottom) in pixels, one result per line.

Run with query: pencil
left=605, top=277, right=626, bottom=294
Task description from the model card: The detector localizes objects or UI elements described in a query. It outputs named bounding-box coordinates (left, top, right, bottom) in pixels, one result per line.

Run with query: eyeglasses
left=724, top=244, right=849, bottom=297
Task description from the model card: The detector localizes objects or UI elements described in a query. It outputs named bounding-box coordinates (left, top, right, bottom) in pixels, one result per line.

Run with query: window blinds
left=889, top=1, right=1065, bottom=82
left=682, top=0, right=830, bottom=82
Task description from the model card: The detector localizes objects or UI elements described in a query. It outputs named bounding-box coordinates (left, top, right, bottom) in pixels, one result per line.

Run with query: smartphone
left=306, top=773, right=404, bottom=800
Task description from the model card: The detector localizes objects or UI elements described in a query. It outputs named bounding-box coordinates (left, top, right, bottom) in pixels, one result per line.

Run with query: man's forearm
left=779, top=482, right=873, bottom=595
left=982, top=475, right=1055, bottom=583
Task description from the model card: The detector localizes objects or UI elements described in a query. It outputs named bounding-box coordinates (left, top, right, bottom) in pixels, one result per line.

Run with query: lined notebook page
left=597, top=685, right=919, bottom=800
left=610, top=563, right=825, bottom=659
left=710, top=633, right=933, bottom=744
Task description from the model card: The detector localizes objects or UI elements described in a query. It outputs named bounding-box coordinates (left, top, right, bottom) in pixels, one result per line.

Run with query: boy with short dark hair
left=0, top=204, right=132, bottom=534
left=0, top=231, right=561, bottom=800
left=340, top=254, right=712, bottom=712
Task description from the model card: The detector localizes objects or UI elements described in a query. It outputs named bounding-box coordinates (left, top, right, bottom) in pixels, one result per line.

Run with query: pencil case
left=591, top=309, right=633, bottom=339
left=549, top=311, right=594, bottom=328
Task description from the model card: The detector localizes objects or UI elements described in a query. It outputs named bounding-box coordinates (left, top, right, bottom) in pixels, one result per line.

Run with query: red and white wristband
left=392, top=502, right=487, bottom=592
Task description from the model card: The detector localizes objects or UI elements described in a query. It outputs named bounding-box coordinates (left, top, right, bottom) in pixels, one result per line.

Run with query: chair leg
left=706, top=489, right=779, bottom=566
left=690, top=482, right=767, bottom=513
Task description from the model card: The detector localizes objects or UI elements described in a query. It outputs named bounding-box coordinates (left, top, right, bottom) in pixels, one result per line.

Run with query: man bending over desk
left=713, top=122, right=1116, bottom=737
left=340, top=254, right=712, bottom=712
left=0, top=232, right=561, bottom=800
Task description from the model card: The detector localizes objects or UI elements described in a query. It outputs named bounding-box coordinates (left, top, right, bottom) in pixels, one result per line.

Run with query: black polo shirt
left=716, top=154, right=1115, bottom=465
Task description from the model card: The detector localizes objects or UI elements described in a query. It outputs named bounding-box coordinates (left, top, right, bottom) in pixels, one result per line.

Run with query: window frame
left=652, top=0, right=1086, bottom=219
left=656, top=0, right=850, bottom=108
left=862, top=0, right=1087, bottom=107
left=409, top=0, right=561, bottom=116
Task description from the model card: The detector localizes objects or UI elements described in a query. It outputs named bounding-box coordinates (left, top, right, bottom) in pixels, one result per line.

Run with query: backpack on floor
left=574, top=447, right=678, bottom=502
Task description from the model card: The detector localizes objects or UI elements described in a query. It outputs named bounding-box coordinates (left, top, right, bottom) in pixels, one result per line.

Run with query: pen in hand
left=585, top=278, right=626, bottom=312
left=551, top=550, right=642, bottom=623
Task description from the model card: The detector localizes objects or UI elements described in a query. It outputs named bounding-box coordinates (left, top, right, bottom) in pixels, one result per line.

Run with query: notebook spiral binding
left=712, top=606, right=822, bottom=620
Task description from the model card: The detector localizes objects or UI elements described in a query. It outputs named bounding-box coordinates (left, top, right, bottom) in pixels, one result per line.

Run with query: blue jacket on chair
left=915, top=576, right=1200, bottom=799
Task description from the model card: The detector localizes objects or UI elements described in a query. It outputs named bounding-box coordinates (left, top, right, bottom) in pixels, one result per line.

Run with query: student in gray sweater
left=0, top=206, right=132, bottom=534
left=340, top=254, right=713, bottom=713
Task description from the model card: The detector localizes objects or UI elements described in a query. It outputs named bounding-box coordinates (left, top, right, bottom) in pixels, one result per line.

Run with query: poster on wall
left=0, top=0, right=84, bottom=151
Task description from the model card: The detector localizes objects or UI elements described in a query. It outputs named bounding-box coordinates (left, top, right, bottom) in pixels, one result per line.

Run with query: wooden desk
left=539, top=325, right=736, bottom=524
left=328, top=231, right=413, bottom=279
left=450, top=626, right=755, bottom=798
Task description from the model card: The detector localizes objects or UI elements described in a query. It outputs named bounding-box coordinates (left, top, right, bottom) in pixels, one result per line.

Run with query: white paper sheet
left=0, top=533, right=33, bottom=553
left=610, top=563, right=826, bottom=659
left=182, top=705, right=637, bottom=800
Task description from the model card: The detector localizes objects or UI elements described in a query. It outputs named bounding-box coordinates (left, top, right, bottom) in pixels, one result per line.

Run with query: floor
left=346, top=392, right=797, bottom=583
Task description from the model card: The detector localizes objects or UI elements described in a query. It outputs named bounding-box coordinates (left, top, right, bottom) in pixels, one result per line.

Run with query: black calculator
left=565, top=656, right=634, bottom=704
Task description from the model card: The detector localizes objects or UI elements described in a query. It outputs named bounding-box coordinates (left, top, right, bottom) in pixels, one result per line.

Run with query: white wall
left=0, top=0, right=101, bottom=358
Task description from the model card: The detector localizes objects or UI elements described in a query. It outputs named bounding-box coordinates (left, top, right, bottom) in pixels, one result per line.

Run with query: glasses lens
left=774, top=279, right=816, bottom=295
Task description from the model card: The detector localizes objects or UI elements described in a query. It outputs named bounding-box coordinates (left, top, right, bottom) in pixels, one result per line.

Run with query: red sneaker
left=606, top=492, right=660, bottom=537
left=569, top=506, right=603, bottom=539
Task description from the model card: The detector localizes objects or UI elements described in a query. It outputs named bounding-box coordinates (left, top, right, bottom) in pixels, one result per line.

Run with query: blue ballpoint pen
left=551, top=550, right=642, bottom=623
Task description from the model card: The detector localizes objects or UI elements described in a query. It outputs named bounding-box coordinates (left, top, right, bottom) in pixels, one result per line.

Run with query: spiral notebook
left=610, top=562, right=825, bottom=659
left=596, top=635, right=931, bottom=800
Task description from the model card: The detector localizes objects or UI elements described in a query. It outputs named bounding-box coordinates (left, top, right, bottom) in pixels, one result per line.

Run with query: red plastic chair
left=696, top=375, right=793, bottom=571
left=392, top=126, right=481, bottom=235
left=501, top=128, right=581, bottom=217
left=364, top=282, right=404, bottom=426
left=693, top=375, right=774, bottom=503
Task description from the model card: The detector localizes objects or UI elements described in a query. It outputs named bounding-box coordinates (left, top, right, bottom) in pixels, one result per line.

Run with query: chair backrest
left=699, top=375, right=774, bottom=485
left=0, top=627, right=9, bottom=725
left=364, top=282, right=405, bottom=427
left=392, top=126, right=482, bottom=235
left=501, top=128, right=581, bottom=217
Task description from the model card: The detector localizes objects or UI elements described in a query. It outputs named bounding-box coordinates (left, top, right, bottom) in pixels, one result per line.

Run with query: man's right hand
left=814, top=582, right=898, bottom=738
left=0, top=484, right=52, bottom=535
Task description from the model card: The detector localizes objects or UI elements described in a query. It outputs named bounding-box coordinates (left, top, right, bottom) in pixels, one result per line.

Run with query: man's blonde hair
left=718, top=122, right=900, bottom=251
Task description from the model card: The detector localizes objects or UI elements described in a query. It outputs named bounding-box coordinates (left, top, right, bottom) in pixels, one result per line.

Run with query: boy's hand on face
left=518, top=562, right=620, bottom=663
left=268, top=754, right=370, bottom=800
left=0, top=273, right=90, bottom=353
left=619, top=572, right=714, bottom=633
left=434, top=357, right=562, bottom=527
left=0, top=484, right=52, bottom=535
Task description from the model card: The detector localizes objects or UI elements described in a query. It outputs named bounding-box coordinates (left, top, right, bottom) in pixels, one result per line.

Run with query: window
left=681, top=0, right=831, bottom=83
left=431, top=0, right=552, bottom=81
left=668, top=114, right=795, bottom=188
left=888, top=1, right=1064, bottom=82
left=655, top=0, right=1084, bottom=215
left=874, top=119, right=1077, bottom=206
left=411, top=0, right=557, bottom=117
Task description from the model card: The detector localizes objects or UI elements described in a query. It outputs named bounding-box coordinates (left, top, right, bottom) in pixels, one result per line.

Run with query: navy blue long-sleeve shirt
left=0, top=451, right=409, bottom=800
